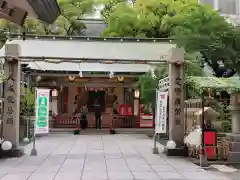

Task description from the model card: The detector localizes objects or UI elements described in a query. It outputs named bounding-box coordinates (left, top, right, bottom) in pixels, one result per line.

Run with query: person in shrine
left=94, top=98, right=102, bottom=129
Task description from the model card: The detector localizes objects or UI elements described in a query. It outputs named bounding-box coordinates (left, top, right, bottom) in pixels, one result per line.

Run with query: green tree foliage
left=0, top=0, right=95, bottom=35
left=137, top=66, right=168, bottom=115
left=171, top=5, right=239, bottom=77
left=102, top=0, right=199, bottom=37
left=20, top=88, right=35, bottom=116
left=138, top=52, right=204, bottom=106
left=100, top=0, right=128, bottom=21
left=102, top=0, right=240, bottom=77
left=101, top=0, right=240, bottom=104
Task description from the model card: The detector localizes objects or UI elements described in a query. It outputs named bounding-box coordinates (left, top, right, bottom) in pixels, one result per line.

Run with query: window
left=218, top=0, right=237, bottom=14
left=199, top=0, right=238, bottom=14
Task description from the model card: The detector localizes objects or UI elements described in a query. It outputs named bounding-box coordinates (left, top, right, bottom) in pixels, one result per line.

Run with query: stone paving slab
left=0, top=134, right=234, bottom=180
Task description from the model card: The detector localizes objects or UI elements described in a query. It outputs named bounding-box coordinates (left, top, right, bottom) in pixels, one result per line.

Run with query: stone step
left=49, top=128, right=154, bottom=135
left=115, top=128, right=154, bottom=135
left=50, top=128, right=110, bottom=135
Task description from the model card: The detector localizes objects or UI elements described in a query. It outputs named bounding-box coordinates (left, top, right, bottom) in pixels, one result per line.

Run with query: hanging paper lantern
left=36, top=76, right=41, bottom=82
left=1, top=141, right=12, bottom=151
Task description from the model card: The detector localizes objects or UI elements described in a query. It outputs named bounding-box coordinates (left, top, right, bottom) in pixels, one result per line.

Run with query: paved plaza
left=0, top=134, right=233, bottom=180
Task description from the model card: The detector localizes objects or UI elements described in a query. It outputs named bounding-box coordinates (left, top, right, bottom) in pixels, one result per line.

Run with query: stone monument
left=2, top=44, right=22, bottom=157
left=165, top=47, right=186, bottom=156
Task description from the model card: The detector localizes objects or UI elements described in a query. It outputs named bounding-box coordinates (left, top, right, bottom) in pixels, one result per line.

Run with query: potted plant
left=73, top=128, right=80, bottom=135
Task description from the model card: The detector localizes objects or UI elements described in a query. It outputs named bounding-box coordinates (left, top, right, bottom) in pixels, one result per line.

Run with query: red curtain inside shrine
left=63, top=87, right=68, bottom=113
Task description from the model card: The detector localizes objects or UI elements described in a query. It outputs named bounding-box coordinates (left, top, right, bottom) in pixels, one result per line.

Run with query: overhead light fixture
left=79, top=71, right=83, bottom=78
left=68, top=76, right=76, bottom=82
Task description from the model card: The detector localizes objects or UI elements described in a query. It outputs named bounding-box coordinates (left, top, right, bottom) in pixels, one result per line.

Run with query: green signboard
left=35, top=89, right=50, bottom=134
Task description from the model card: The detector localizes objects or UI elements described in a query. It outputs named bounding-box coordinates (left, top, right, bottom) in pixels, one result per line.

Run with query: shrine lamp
left=134, top=89, right=140, bottom=99
left=52, top=89, right=58, bottom=97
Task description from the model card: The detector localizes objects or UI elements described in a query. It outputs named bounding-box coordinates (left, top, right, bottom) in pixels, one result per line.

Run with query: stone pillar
left=227, top=92, right=240, bottom=162
left=168, top=48, right=185, bottom=148
left=3, top=44, right=21, bottom=153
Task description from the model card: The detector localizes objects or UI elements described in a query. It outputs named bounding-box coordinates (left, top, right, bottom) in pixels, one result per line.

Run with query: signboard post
left=155, top=91, right=168, bottom=134
left=35, top=88, right=50, bottom=134
left=153, top=76, right=169, bottom=154
left=30, top=88, right=50, bottom=156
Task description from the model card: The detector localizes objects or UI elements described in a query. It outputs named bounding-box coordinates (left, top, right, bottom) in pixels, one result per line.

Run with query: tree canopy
left=100, top=0, right=240, bottom=104
left=171, top=5, right=239, bottom=77
left=102, top=0, right=200, bottom=38
left=102, top=0, right=240, bottom=77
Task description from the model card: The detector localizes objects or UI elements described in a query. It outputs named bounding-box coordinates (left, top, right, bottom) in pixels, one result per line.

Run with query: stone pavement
left=0, top=134, right=233, bottom=180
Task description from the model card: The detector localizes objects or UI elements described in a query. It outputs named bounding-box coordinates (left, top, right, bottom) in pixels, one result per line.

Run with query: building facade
left=199, top=0, right=238, bottom=14
left=0, top=35, right=174, bottom=129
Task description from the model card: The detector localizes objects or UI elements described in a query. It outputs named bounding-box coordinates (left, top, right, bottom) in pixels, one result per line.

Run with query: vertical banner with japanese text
left=35, top=88, right=50, bottom=134
left=155, top=91, right=168, bottom=133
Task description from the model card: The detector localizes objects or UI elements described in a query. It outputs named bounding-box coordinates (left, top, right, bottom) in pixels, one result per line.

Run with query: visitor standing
left=94, top=98, right=102, bottom=129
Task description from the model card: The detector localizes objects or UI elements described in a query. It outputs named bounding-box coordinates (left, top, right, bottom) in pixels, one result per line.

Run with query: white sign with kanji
left=158, top=76, right=169, bottom=90
left=155, top=91, right=168, bottom=133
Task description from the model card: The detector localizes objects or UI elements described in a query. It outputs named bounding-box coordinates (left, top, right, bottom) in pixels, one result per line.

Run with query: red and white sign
left=155, top=91, right=168, bottom=133
left=140, top=114, right=153, bottom=128
left=118, top=104, right=133, bottom=116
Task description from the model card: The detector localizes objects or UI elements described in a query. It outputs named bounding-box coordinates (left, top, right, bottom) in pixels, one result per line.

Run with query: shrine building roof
left=0, top=35, right=175, bottom=73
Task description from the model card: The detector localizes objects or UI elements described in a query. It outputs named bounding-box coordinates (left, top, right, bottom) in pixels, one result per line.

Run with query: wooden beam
left=28, top=73, right=140, bottom=78
left=17, top=56, right=166, bottom=64
left=32, top=82, right=135, bottom=88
